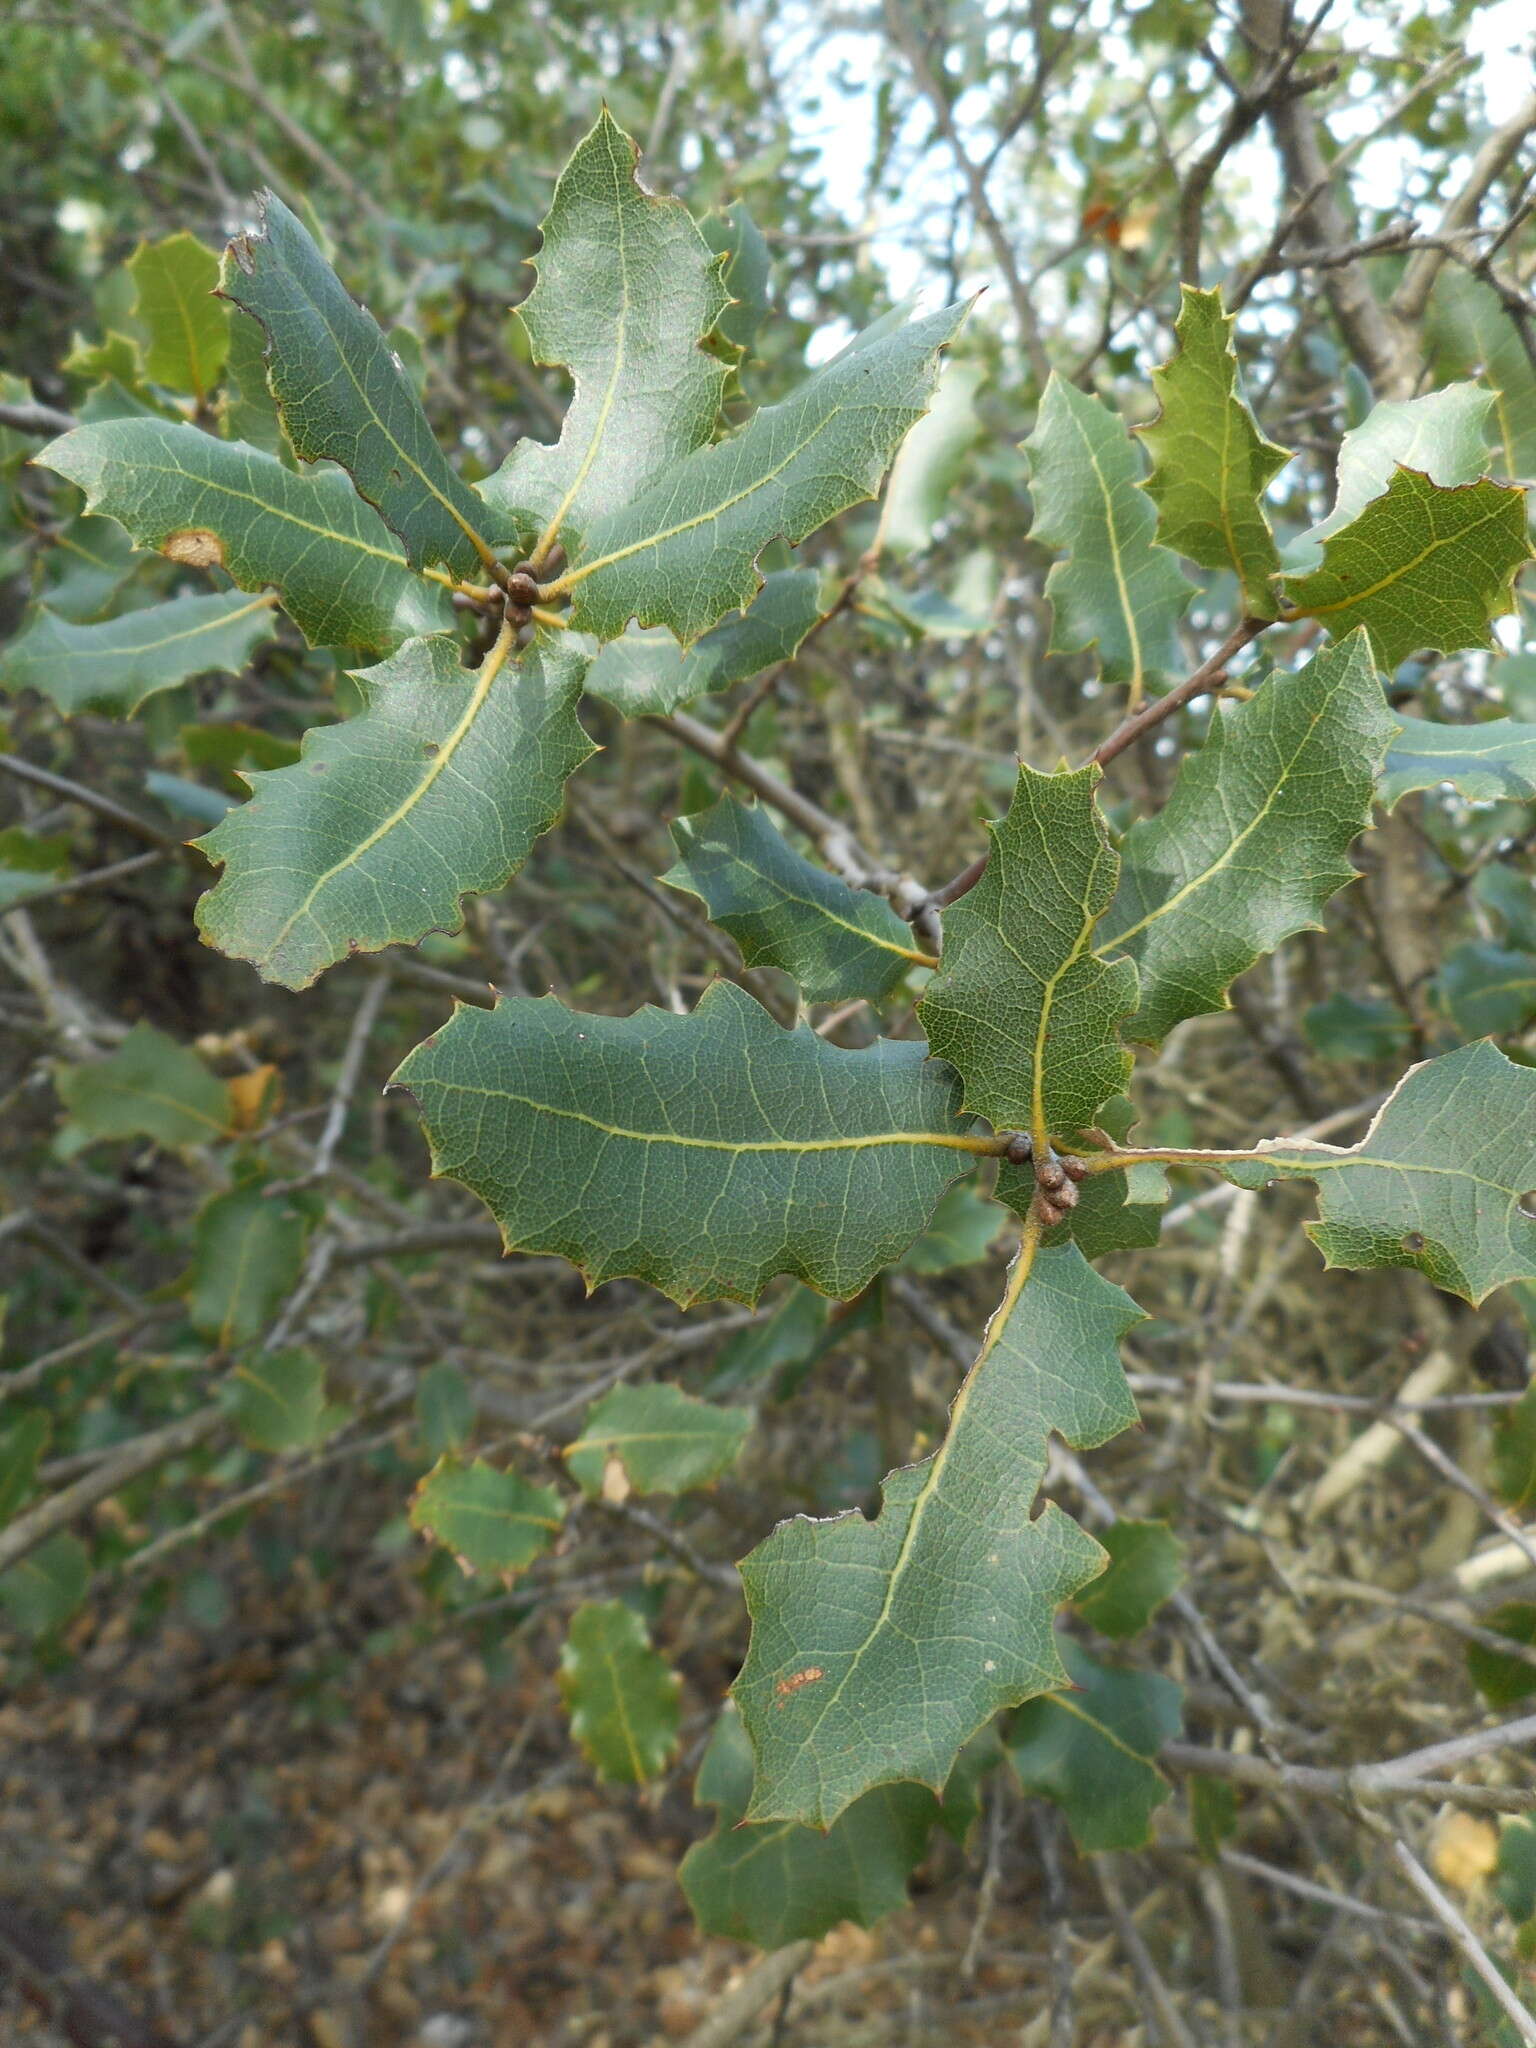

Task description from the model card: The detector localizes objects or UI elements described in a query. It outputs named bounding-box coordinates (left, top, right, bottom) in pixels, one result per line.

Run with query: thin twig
left=1391, top=1837, right=1536, bottom=2045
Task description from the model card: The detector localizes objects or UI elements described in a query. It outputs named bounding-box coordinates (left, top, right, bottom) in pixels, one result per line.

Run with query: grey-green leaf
left=581, top=568, right=823, bottom=716
left=1379, top=715, right=1536, bottom=807
left=0, top=590, right=277, bottom=717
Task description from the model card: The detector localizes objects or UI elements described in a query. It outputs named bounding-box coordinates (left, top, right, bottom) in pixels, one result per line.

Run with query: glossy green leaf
left=565, top=1382, right=751, bottom=1499
left=1467, top=1603, right=1536, bottom=1709
left=38, top=420, right=452, bottom=654
left=920, top=764, right=1136, bottom=1141
left=559, top=1599, right=682, bottom=1783
left=1073, top=1519, right=1185, bottom=1639
left=56, top=1021, right=233, bottom=1148
left=1225, top=1041, right=1536, bottom=1304
left=1023, top=371, right=1193, bottom=699
left=1008, top=1640, right=1182, bottom=1852
left=482, top=110, right=727, bottom=552
left=408, top=1454, right=565, bottom=1579
left=881, top=361, right=982, bottom=557
left=561, top=300, right=966, bottom=646
left=194, top=630, right=593, bottom=989
left=0, top=590, right=277, bottom=717
left=221, top=193, right=509, bottom=576
left=734, top=1240, right=1143, bottom=1826
left=392, top=978, right=974, bottom=1308
left=1429, top=272, right=1536, bottom=487
left=896, top=1179, right=1004, bottom=1274
left=1378, top=715, right=1536, bottom=807
left=663, top=794, right=929, bottom=1003
left=189, top=1178, right=309, bottom=1349
left=416, top=1362, right=476, bottom=1458
left=230, top=1347, right=344, bottom=1452
left=1136, top=285, right=1288, bottom=614
left=1282, top=468, right=1527, bottom=671
left=1099, top=633, right=1393, bottom=1044
left=128, top=232, right=230, bottom=399
left=679, top=1705, right=958, bottom=1947
left=1494, top=1385, right=1536, bottom=1518
left=1284, top=385, right=1496, bottom=576
left=0, top=1412, right=50, bottom=1527
left=0, top=1531, right=89, bottom=1638
left=581, top=568, right=823, bottom=715
left=1437, top=941, right=1536, bottom=1039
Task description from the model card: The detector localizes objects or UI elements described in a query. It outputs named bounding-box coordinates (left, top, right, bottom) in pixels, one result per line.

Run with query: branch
left=1392, top=1837, right=1536, bottom=2045
left=0, top=398, right=76, bottom=438
left=0, top=753, right=183, bottom=850
left=1392, top=89, right=1536, bottom=325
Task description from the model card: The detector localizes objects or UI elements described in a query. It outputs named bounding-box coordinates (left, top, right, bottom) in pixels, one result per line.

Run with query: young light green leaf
left=1436, top=941, right=1536, bottom=1040
left=1007, top=1639, right=1182, bottom=1852
left=1429, top=272, right=1536, bottom=487
left=734, top=1239, right=1143, bottom=1827
left=416, top=1362, right=476, bottom=1458
left=221, top=193, right=510, bottom=576
left=1378, top=715, right=1536, bottom=807
left=189, top=1178, right=309, bottom=1349
left=581, top=568, right=823, bottom=716
left=38, top=420, right=453, bottom=654
left=1282, top=468, right=1528, bottom=671
left=896, top=1178, right=1005, bottom=1275
left=0, top=1531, right=90, bottom=1638
left=1073, top=1519, right=1185, bottom=1639
left=128, top=232, right=230, bottom=399
left=408, top=1454, right=565, bottom=1580
left=1099, top=632, right=1394, bottom=1044
left=920, top=764, right=1136, bottom=1144
left=230, top=1347, right=344, bottom=1453
left=1225, top=1041, right=1536, bottom=1305
left=56, top=1020, right=233, bottom=1148
left=0, top=1412, right=51, bottom=1527
left=558, top=1599, right=682, bottom=1783
left=481, top=110, right=728, bottom=553
left=1283, top=385, right=1496, bottom=574
left=663, top=794, right=931, bottom=1003
left=565, top=1382, right=752, bottom=1499
left=194, top=629, right=593, bottom=989
left=1023, top=372, right=1194, bottom=701
left=680, top=1705, right=959, bottom=1947
left=391, top=978, right=975, bottom=1308
left=558, top=300, right=966, bottom=646
left=0, top=590, right=277, bottom=717
left=880, top=361, right=982, bottom=557
left=1136, top=285, right=1289, bottom=614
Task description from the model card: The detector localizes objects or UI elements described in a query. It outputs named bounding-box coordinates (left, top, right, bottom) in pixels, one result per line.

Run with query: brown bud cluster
left=1034, top=1152, right=1087, bottom=1230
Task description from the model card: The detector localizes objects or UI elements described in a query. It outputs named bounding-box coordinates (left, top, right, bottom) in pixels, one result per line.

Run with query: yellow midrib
left=1075, top=412, right=1146, bottom=701
left=60, top=591, right=275, bottom=665
left=1292, top=492, right=1518, bottom=618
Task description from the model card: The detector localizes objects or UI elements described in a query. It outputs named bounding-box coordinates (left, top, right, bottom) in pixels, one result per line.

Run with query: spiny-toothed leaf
left=1379, top=715, right=1536, bottom=807
left=189, top=1177, right=309, bottom=1349
left=582, top=567, right=823, bottom=715
left=1225, top=1041, right=1536, bottom=1305
left=558, top=1599, right=682, bottom=1783
left=1429, top=272, right=1536, bottom=488
left=408, top=1454, right=565, bottom=1580
left=880, top=361, right=983, bottom=557
left=662, top=794, right=931, bottom=1003
left=221, top=306, right=286, bottom=455
left=229, top=1347, right=345, bottom=1453
left=37, top=420, right=452, bottom=653
left=1437, top=941, right=1536, bottom=1040
left=920, top=764, right=1136, bottom=1143
left=194, top=630, right=593, bottom=990
left=564, top=1382, right=752, bottom=1499
left=1135, top=285, right=1289, bottom=614
left=55, top=1021, right=233, bottom=1148
left=1098, top=632, right=1393, bottom=1044
left=42, top=512, right=140, bottom=621
left=128, top=232, right=230, bottom=399
left=896, top=1178, right=1005, bottom=1274
left=703, top=202, right=771, bottom=362
left=481, top=110, right=728, bottom=553
left=0, top=1532, right=90, bottom=1638
left=559, top=300, right=966, bottom=646
left=734, top=1240, right=1142, bottom=1827
left=1283, top=386, right=1496, bottom=574
left=1281, top=467, right=1528, bottom=671
left=1007, top=1640, right=1182, bottom=1853
left=391, top=978, right=975, bottom=1308
left=680, top=1704, right=956, bottom=1947
left=1023, top=372, right=1194, bottom=701
left=0, top=590, right=277, bottom=717
left=221, top=193, right=511, bottom=577
left=1073, top=1519, right=1185, bottom=1639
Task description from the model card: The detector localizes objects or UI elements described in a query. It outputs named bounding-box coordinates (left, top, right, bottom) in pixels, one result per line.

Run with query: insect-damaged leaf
left=1099, top=631, right=1393, bottom=1045
left=559, top=1600, right=682, bottom=1783
left=391, top=978, right=974, bottom=1308
left=0, top=590, right=277, bottom=717
left=920, top=764, right=1136, bottom=1143
left=1225, top=1040, right=1536, bottom=1305
left=1023, top=372, right=1193, bottom=701
left=557, top=301, right=966, bottom=646
left=1136, top=285, right=1289, bottom=615
left=221, top=193, right=512, bottom=577
left=38, top=420, right=452, bottom=654
left=1007, top=1639, right=1182, bottom=1852
left=733, top=1240, right=1142, bottom=1827
left=409, top=1455, right=565, bottom=1579
left=663, top=794, right=930, bottom=1004
left=194, top=630, right=593, bottom=989
left=482, top=110, right=728, bottom=554
left=565, top=1382, right=752, bottom=1499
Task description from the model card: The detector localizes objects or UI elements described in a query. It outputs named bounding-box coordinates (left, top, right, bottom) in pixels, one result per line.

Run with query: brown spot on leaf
left=162, top=529, right=226, bottom=569
left=1402, top=1231, right=1426, bottom=1253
